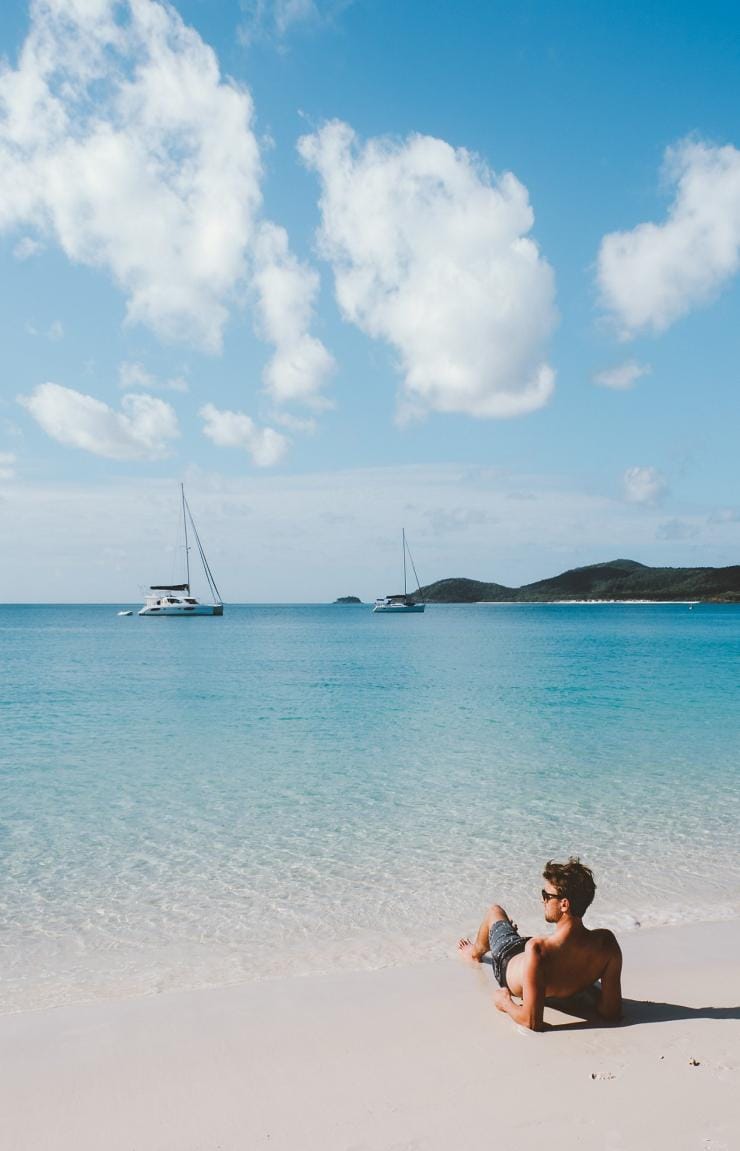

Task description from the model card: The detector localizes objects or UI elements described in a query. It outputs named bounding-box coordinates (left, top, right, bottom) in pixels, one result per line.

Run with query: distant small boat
left=139, top=485, right=223, bottom=618
left=117, top=610, right=133, bottom=616
left=373, top=530, right=426, bottom=614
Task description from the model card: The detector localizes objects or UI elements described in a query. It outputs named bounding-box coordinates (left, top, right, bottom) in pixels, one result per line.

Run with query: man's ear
left=560, top=896, right=570, bottom=913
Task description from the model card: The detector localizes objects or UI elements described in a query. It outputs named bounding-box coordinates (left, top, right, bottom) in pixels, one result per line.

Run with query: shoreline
left=472, top=598, right=703, bottom=604
left=4, top=902, right=740, bottom=1019
left=2, top=918, right=738, bottom=1150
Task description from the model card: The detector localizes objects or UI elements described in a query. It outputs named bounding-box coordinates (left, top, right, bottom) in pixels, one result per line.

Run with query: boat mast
left=182, top=490, right=223, bottom=606
left=181, top=482, right=191, bottom=593
left=405, top=532, right=425, bottom=604
left=403, top=528, right=407, bottom=597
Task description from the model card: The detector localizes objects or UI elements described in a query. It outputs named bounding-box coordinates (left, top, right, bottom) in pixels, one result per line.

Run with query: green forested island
left=415, top=559, right=740, bottom=603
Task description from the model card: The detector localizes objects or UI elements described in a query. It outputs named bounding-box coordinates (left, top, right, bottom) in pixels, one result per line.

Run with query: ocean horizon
left=2, top=602, right=739, bottom=1013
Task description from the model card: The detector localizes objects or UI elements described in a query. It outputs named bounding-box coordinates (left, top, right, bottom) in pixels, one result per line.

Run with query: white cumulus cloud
left=298, top=120, right=557, bottom=420
left=593, top=360, right=651, bottom=390
left=0, top=0, right=262, bottom=351
left=13, top=236, right=43, bottom=260
left=25, top=319, right=64, bottom=340
left=18, top=382, right=179, bottom=460
left=252, top=222, right=335, bottom=407
left=708, top=507, right=740, bottom=525
left=598, top=139, right=740, bottom=336
left=118, top=361, right=188, bottom=393
left=623, top=465, right=668, bottom=505
left=199, top=402, right=289, bottom=467
left=1, top=1, right=334, bottom=432
left=238, top=0, right=326, bottom=46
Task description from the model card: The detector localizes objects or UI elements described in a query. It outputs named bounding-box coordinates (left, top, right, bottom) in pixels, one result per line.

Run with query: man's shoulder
left=588, top=927, right=622, bottom=954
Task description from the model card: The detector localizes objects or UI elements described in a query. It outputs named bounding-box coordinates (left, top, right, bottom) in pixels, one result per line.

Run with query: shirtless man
left=458, top=857, right=622, bottom=1031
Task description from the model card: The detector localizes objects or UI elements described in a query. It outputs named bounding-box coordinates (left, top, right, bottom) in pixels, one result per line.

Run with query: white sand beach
left=1, top=918, right=738, bottom=1151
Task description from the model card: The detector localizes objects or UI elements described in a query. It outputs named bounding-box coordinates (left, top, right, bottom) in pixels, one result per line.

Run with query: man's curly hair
left=543, top=857, right=596, bottom=917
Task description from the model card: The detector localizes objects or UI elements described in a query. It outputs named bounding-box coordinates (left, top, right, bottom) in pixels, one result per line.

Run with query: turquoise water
left=1, top=603, right=739, bottom=1011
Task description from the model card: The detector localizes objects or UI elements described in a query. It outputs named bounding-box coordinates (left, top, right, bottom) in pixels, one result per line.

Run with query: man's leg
left=458, top=903, right=512, bottom=962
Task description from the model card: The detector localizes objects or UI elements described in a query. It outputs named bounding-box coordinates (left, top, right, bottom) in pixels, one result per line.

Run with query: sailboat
left=373, top=530, right=426, bottom=613
left=139, top=485, right=224, bottom=617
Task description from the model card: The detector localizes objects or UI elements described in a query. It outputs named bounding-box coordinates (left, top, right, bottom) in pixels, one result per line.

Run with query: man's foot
left=458, top=937, right=484, bottom=962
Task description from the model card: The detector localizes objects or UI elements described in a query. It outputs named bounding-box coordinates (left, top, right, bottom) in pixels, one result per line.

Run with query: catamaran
left=373, top=529, right=426, bottom=613
left=139, top=485, right=224, bottom=617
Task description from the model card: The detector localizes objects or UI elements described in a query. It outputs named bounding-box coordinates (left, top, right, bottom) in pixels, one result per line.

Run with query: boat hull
left=372, top=601, right=425, bottom=613
left=139, top=603, right=223, bottom=616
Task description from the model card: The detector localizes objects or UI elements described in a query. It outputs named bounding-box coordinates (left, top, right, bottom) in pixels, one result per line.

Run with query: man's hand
left=494, top=987, right=513, bottom=1014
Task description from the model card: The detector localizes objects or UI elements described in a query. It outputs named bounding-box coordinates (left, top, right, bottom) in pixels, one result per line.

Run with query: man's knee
left=487, top=903, right=509, bottom=924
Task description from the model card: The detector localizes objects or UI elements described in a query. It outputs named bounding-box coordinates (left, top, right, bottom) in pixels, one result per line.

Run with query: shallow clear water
left=1, top=603, right=739, bottom=1011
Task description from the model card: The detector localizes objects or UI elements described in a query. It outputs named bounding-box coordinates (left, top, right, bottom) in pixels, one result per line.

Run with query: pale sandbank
left=1, top=919, right=738, bottom=1150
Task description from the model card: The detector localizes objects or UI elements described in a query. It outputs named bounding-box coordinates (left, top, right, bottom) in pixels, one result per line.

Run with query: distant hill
left=334, top=595, right=362, bottom=604
left=416, top=559, right=740, bottom=603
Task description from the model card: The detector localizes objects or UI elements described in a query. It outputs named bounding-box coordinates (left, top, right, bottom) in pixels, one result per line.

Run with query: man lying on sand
left=459, top=857, right=622, bottom=1032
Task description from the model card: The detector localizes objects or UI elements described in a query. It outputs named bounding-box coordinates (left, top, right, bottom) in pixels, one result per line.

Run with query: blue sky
left=1, top=0, right=739, bottom=601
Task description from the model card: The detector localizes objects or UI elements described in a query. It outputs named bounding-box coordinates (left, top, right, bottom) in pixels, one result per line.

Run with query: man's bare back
left=458, top=858, right=622, bottom=1031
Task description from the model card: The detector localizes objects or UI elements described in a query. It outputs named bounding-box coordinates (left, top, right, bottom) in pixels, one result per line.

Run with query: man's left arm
left=494, top=941, right=545, bottom=1031
left=594, top=933, right=623, bottom=1021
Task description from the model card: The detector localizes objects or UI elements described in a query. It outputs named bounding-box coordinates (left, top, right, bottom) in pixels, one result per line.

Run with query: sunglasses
left=541, top=889, right=562, bottom=902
